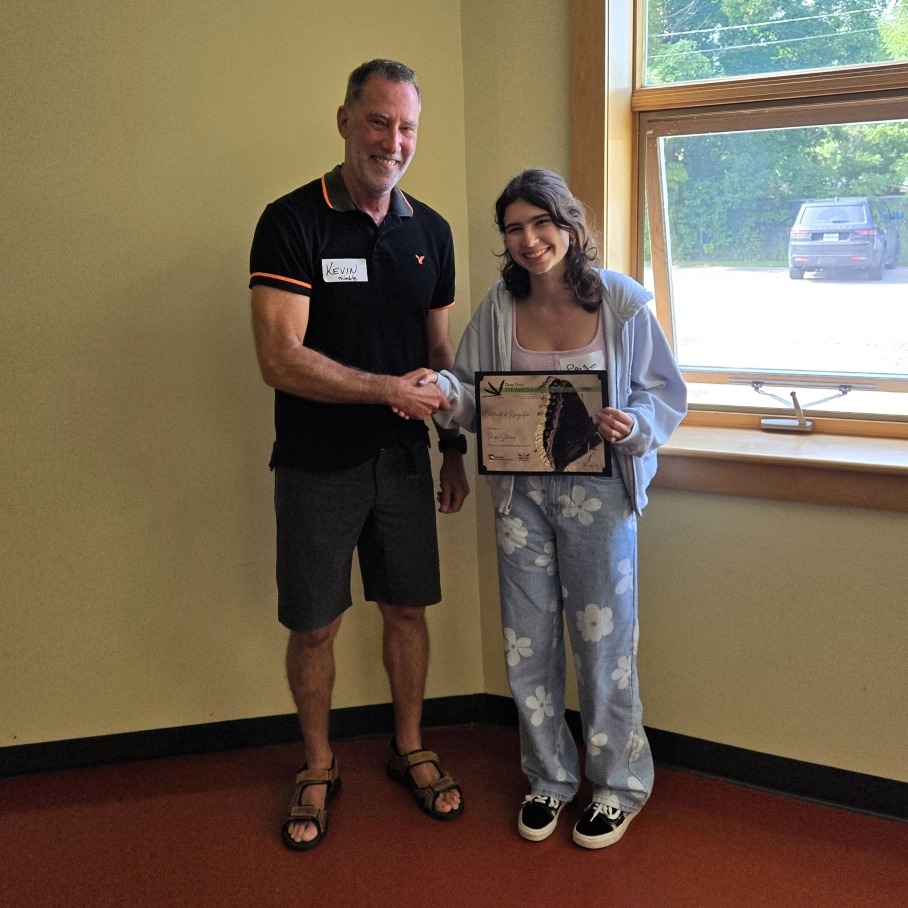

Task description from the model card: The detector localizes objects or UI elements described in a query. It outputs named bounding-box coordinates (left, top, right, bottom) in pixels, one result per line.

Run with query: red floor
left=1, top=724, right=905, bottom=907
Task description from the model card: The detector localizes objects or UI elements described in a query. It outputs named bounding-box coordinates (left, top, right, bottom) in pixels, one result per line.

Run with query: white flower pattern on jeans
left=503, top=627, right=533, bottom=666
left=615, top=558, right=634, bottom=595
left=527, top=475, right=547, bottom=506
left=587, top=729, right=609, bottom=756
left=497, top=515, right=528, bottom=554
left=497, top=472, right=654, bottom=807
left=612, top=655, right=632, bottom=689
left=576, top=603, right=614, bottom=643
left=535, top=541, right=556, bottom=575
left=559, top=486, right=602, bottom=525
left=526, top=686, right=554, bottom=727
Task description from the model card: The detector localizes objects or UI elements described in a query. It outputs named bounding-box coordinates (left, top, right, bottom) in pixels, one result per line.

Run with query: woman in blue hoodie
left=428, top=169, right=686, bottom=848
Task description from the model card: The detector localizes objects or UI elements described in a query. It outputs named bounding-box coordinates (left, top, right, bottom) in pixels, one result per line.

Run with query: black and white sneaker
left=572, top=801, right=636, bottom=849
left=517, top=794, right=564, bottom=842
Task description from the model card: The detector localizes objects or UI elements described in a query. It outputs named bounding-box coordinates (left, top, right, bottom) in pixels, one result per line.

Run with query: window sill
left=653, top=426, right=908, bottom=512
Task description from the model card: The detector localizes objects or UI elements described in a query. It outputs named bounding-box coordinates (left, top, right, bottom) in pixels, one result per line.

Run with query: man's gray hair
left=344, top=59, right=421, bottom=108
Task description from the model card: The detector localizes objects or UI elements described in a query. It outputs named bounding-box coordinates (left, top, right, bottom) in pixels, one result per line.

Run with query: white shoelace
left=524, top=794, right=562, bottom=810
left=588, top=802, right=623, bottom=822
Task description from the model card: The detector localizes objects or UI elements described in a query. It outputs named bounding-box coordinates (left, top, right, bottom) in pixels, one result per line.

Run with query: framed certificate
left=475, top=371, right=610, bottom=475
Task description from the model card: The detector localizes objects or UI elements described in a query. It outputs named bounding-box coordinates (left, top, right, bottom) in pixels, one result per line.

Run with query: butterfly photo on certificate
left=476, top=371, right=610, bottom=476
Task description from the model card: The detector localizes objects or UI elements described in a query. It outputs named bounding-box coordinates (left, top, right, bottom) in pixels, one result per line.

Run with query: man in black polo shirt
left=250, top=59, right=469, bottom=850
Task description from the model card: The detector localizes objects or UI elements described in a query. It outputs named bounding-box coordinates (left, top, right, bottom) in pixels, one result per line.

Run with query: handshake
left=389, top=368, right=451, bottom=421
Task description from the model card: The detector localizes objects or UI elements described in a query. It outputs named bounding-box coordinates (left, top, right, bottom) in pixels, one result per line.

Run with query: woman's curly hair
left=494, top=169, right=603, bottom=312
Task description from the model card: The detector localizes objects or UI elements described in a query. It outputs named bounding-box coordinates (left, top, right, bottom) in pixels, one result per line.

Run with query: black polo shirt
left=250, top=165, right=456, bottom=471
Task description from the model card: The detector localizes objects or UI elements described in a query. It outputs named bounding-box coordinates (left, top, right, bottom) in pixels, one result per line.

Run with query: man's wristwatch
left=438, top=435, right=467, bottom=455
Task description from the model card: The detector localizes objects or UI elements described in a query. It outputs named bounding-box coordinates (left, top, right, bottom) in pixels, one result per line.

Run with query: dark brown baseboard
left=1, top=694, right=904, bottom=821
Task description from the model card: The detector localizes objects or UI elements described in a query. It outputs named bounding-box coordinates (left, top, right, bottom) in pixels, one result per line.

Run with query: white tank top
left=509, top=300, right=607, bottom=372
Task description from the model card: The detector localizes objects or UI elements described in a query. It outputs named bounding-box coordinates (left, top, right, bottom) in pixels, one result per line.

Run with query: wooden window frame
left=570, top=0, right=908, bottom=511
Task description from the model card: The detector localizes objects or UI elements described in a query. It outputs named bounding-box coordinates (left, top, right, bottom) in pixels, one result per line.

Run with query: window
left=644, top=0, right=907, bottom=84
left=571, top=1, right=908, bottom=509
left=603, top=1, right=908, bottom=435
left=642, top=103, right=908, bottom=427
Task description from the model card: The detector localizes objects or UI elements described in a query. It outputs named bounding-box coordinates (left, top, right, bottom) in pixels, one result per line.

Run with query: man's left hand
left=437, top=455, right=470, bottom=513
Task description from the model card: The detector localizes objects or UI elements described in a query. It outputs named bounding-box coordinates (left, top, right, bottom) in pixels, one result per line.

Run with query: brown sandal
left=386, top=738, right=463, bottom=821
left=281, top=759, right=341, bottom=851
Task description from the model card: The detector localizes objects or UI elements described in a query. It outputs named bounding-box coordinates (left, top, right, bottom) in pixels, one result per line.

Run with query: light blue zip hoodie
left=434, top=270, right=687, bottom=515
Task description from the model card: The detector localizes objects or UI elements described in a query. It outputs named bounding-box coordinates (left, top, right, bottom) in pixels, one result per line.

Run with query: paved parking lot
left=662, top=266, right=908, bottom=375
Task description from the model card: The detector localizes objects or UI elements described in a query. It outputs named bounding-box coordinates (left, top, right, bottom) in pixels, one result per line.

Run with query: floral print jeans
left=496, top=471, right=653, bottom=814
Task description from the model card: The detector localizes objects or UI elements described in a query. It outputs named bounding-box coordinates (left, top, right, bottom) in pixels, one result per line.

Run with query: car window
left=800, top=204, right=867, bottom=227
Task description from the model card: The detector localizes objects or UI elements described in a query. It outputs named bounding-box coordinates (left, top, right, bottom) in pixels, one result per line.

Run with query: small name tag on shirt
left=322, top=259, right=368, bottom=282
left=560, top=352, right=605, bottom=371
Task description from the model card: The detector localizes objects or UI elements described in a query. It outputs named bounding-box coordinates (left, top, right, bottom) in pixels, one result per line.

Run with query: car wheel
left=867, top=261, right=884, bottom=280
left=788, top=267, right=805, bottom=280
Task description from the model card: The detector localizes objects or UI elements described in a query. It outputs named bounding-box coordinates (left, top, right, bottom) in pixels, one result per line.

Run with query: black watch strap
left=438, top=435, right=467, bottom=454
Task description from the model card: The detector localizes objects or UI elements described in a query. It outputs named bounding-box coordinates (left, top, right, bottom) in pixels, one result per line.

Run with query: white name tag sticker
left=322, top=258, right=368, bottom=282
left=559, top=352, right=605, bottom=372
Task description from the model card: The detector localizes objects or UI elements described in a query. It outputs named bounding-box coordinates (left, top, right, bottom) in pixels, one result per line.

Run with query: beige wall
left=0, top=0, right=481, bottom=745
left=639, top=491, right=908, bottom=781
left=2, top=0, right=905, bottom=785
